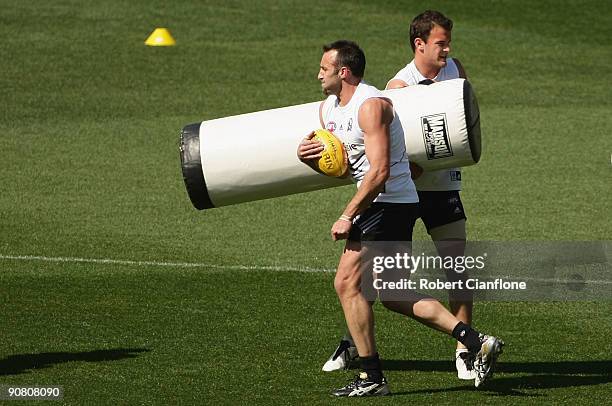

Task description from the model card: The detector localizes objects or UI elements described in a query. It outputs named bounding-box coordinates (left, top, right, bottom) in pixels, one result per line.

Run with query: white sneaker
left=455, top=349, right=476, bottom=380
left=322, top=339, right=358, bottom=372
left=474, top=335, right=504, bottom=388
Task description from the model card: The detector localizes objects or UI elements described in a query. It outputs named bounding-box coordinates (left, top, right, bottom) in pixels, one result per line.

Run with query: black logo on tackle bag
left=421, top=113, right=453, bottom=159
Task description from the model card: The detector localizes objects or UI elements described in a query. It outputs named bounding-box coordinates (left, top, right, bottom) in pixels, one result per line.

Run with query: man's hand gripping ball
left=297, top=129, right=348, bottom=177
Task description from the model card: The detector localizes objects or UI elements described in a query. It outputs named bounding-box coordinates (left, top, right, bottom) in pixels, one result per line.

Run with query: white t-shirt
left=390, top=58, right=462, bottom=191
left=320, top=81, right=418, bottom=203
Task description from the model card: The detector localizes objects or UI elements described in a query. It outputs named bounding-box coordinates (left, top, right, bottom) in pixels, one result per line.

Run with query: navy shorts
left=348, top=202, right=419, bottom=242
left=417, top=191, right=467, bottom=231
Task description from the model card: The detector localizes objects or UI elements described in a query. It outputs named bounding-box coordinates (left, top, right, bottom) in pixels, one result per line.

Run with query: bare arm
left=385, top=78, right=408, bottom=90
left=319, top=100, right=325, bottom=127
left=331, top=98, right=392, bottom=240
left=296, top=130, right=324, bottom=173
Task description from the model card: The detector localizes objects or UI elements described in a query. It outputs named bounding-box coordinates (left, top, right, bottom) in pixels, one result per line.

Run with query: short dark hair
left=322, top=40, right=366, bottom=78
left=409, top=10, right=453, bottom=52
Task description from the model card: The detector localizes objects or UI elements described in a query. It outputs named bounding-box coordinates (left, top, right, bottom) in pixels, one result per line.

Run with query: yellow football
left=313, top=129, right=347, bottom=177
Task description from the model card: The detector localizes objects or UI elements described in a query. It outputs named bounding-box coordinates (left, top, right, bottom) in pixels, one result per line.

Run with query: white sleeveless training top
left=320, top=81, right=418, bottom=204
left=390, top=57, right=462, bottom=191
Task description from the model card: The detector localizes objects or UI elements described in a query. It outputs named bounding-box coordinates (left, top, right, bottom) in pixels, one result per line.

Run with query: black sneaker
left=331, top=372, right=390, bottom=397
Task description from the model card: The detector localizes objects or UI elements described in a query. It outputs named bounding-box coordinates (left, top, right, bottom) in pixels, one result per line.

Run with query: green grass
left=0, top=0, right=611, bottom=404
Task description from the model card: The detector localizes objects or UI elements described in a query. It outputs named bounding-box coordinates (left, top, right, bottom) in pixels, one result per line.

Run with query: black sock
left=451, top=322, right=482, bottom=353
left=360, top=353, right=383, bottom=383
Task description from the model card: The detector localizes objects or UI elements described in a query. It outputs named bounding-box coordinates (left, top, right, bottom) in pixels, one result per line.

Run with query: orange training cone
left=145, top=28, right=176, bottom=46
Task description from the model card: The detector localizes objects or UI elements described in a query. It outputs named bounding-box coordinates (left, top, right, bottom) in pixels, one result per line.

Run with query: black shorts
left=348, top=202, right=419, bottom=242
left=417, top=191, right=467, bottom=231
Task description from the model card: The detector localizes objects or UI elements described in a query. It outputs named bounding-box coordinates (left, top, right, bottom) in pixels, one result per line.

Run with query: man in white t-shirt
left=321, top=11, right=479, bottom=382
left=299, top=40, right=502, bottom=395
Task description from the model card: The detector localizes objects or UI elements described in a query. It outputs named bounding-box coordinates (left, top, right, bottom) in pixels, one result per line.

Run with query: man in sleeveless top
left=389, top=9, right=477, bottom=381
left=321, top=11, right=479, bottom=382
left=297, top=40, right=502, bottom=396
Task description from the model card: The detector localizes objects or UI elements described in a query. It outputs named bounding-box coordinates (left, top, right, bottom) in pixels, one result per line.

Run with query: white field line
left=0, top=254, right=335, bottom=273
left=494, top=275, right=612, bottom=285
left=0, top=254, right=609, bottom=284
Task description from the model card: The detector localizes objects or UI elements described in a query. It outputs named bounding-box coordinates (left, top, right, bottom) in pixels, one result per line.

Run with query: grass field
left=1, top=0, right=611, bottom=404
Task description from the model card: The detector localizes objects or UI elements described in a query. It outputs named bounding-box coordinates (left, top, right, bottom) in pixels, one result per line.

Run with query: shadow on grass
left=382, top=359, right=612, bottom=397
left=0, top=348, right=150, bottom=376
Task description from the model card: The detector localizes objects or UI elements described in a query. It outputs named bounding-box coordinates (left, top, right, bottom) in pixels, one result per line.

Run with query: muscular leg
left=334, top=240, right=376, bottom=357
left=429, top=219, right=473, bottom=350
left=332, top=221, right=473, bottom=349
left=381, top=296, right=461, bottom=334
